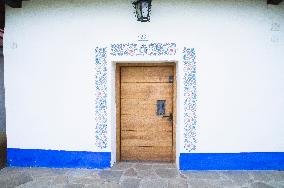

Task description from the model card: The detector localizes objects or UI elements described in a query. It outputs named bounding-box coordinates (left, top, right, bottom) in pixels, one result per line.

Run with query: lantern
left=133, top=0, right=152, bottom=22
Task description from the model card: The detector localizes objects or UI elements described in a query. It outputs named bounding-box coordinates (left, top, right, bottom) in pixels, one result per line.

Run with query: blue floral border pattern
left=94, top=47, right=108, bottom=149
left=94, top=43, right=197, bottom=152
left=183, top=48, right=197, bottom=152
left=110, top=43, right=177, bottom=56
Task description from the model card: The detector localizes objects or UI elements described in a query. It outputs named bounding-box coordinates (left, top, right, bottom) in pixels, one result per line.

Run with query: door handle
left=157, top=100, right=173, bottom=122
left=162, top=113, right=173, bottom=122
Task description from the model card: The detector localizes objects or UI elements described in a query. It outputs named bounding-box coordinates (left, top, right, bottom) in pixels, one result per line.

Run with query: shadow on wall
left=0, top=0, right=6, bottom=168
left=0, top=48, right=6, bottom=168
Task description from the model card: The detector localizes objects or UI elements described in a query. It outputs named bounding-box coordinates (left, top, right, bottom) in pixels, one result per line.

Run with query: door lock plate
left=156, top=100, right=166, bottom=115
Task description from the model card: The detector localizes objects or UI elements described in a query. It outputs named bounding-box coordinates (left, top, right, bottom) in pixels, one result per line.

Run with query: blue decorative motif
left=183, top=48, right=197, bottom=152
left=94, top=43, right=198, bottom=153
left=110, top=43, right=176, bottom=56
left=94, top=47, right=108, bottom=149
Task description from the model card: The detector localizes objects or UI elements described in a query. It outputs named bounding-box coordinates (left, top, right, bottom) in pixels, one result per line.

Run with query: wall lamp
left=133, top=0, right=152, bottom=22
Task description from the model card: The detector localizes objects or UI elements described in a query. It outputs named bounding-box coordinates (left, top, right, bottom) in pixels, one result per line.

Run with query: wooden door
left=120, top=66, right=174, bottom=161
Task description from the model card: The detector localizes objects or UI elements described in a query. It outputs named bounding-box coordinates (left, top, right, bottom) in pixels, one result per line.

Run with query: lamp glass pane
left=141, top=1, right=148, bottom=18
left=136, top=2, right=142, bottom=20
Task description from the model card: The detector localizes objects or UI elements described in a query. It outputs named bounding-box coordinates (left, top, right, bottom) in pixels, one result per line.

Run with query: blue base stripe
left=8, top=148, right=111, bottom=169
left=179, top=152, right=284, bottom=170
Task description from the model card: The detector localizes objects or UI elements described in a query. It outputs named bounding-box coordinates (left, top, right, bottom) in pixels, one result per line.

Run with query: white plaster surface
left=4, top=0, right=284, bottom=164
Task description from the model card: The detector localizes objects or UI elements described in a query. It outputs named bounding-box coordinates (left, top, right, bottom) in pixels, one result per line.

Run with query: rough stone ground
left=0, top=162, right=283, bottom=188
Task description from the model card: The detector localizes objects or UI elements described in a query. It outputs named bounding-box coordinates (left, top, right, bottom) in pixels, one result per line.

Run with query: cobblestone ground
left=0, top=162, right=283, bottom=188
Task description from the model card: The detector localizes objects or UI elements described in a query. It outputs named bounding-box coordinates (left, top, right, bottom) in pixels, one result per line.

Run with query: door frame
left=115, top=62, right=176, bottom=162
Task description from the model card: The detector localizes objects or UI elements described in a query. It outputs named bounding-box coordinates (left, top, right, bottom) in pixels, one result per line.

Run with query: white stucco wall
left=4, top=0, right=284, bottom=165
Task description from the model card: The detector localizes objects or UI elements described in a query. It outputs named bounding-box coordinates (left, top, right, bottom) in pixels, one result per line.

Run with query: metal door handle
left=162, top=113, right=173, bottom=122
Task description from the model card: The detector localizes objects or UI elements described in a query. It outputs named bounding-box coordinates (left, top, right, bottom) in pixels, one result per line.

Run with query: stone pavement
left=0, top=162, right=283, bottom=188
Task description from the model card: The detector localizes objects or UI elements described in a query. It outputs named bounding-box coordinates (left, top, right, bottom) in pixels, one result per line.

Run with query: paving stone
left=0, top=165, right=283, bottom=188
left=69, top=177, right=103, bottom=185
left=82, top=180, right=107, bottom=188
left=19, top=168, right=54, bottom=178
left=250, top=182, right=275, bottom=188
left=220, top=171, right=252, bottom=186
left=52, top=175, right=69, bottom=184
left=140, top=179, right=168, bottom=188
left=66, top=168, right=95, bottom=177
left=120, top=177, right=141, bottom=188
left=124, top=167, right=137, bottom=177
left=137, top=169, right=158, bottom=179
left=50, top=183, right=85, bottom=188
left=0, top=167, right=27, bottom=175
left=152, top=163, right=176, bottom=169
left=28, top=168, right=68, bottom=178
left=155, top=168, right=179, bottom=178
left=112, top=162, right=134, bottom=170
left=249, top=171, right=272, bottom=182
left=181, top=171, right=221, bottom=180
left=84, top=184, right=101, bottom=188
left=266, top=171, right=284, bottom=182
left=33, top=176, right=56, bottom=182
left=100, top=181, right=120, bottom=188
left=48, top=168, right=70, bottom=175
left=213, top=180, right=237, bottom=188
left=180, top=173, right=187, bottom=179
left=99, top=170, right=123, bottom=182
left=0, top=172, right=33, bottom=188
left=268, top=180, right=284, bottom=188
left=167, top=178, right=188, bottom=188
left=187, top=179, right=237, bottom=188
left=134, top=163, right=153, bottom=171
left=17, top=179, right=53, bottom=188
left=90, top=171, right=100, bottom=179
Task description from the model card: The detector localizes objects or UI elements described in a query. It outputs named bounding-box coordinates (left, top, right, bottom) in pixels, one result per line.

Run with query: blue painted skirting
left=179, top=152, right=284, bottom=170
left=8, top=148, right=111, bottom=169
